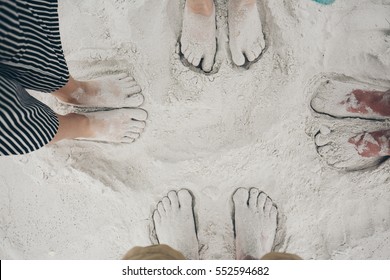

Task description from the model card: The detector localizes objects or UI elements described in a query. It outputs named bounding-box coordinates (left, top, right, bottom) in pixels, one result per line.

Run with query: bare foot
left=54, top=74, right=144, bottom=108
left=228, top=0, right=265, bottom=66
left=233, top=188, right=277, bottom=260
left=315, top=128, right=389, bottom=170
left=310, top=77, right=390, bottom=120
left=80, top=108, right=147, bottom=143
left=152, top=190, right=199, bottom=260
left=180, top=0, right=216, bottom=72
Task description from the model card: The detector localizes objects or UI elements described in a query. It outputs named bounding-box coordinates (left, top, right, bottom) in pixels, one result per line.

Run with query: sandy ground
left=0, top=0, right=389, bottom=259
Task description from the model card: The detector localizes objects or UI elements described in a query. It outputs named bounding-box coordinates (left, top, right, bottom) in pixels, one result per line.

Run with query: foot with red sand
left=348, top=129, right=390, bottom=157
left=310, top=76, right=390, bottom=120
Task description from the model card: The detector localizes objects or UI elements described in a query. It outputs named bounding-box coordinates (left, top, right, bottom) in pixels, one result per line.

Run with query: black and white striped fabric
left=0, top=0, right=69, bottom=155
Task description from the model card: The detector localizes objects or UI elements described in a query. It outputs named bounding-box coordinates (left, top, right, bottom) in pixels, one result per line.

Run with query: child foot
left=228, top=0, right=265, bottom=66
left=315, top=128, right=389, bottom=170
left=180, top=0, right=216, bottom=72
left=233, top=188, right=277, bottom=260
left=152, top=190, right=199, bottom=260
left=54, top=73, right=144, bottom=108
left=80, top=108, right=147, bottom=143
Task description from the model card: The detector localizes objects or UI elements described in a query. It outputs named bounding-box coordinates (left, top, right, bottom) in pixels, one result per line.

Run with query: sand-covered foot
left=55, top=73, right=144, bottom=108
left=315, top=128, right=390, bottom=170
left=79, top=108, right=147, bottom=143
left=228, top=0, right=265, bottom=66
left=233, top=188, right=277, bottom=260
left=310, top=77, right=390, bottom=120
left=180, top=0, right=216, bottom=72
left=152, top=190, right=199, bottom=260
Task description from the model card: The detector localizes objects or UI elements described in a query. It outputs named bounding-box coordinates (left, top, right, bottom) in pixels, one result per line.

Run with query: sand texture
left=0, top=0, right=389, bottom=259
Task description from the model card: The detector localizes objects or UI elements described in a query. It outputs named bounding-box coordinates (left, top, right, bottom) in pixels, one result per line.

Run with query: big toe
left=201, top=53, right=214, bottom=72
left=310, top=95, right=327, bottom=112
left=231, top=47, right=245, bottom=66
left=177, top=189, right=193, bottom=209
left=233, top=188, right=249, bottom=205
left=129, top=108, right=148, bottom=121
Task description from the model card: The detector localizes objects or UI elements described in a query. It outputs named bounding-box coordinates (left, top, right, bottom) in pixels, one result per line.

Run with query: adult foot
left=315, top=128, right=389, bottom=170
left=310, top=78, right=390, bottom=120
left=152, top=190, right=199, bottom=260
left=53, top=74, right=144, bottom=108
left=233, top=188, right=277, bottom=260
left=228, top=0, right=265, bottom=66
left=180, top=0, right=216, bottom=72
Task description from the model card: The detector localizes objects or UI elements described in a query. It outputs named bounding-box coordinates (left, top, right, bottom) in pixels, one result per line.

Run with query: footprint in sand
left=309, top=74, right=390, bottom=171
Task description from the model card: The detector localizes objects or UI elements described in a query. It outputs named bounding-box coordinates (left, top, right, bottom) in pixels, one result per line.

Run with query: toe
left=181, top=40, right=189, bottom=54
left=248, top=188, right=259, bottom=208
left=127, top=85, right=142, bottom=95
left=232, top=188, right=249, bottom=206
left=201, top=54, right=214, bottom=72
left=152, top=209, right=161, bottom=223
left=125, top=132, right=140, bottom=139
left=116, top=73, right=128, bottom=80
left=177, top=189, right=193, bottom=209
left=188, top=53, right=195, bottom=65
left=245, top=50, right=256, bottom=62
left=162, top=196, right=171, bottom=212
left=310, top=95, right=326, bottom=112
left=192, top=56, right=201, bottom=67
left=264, top=198, right=273, bottom=215
left=231, top=47, right=245, bottom=66
left=129, top=120, right=146, bottom=128
left=121, top=137, right=135, bottom=143
left=129, top=127, right=144, bottom=134
left=270, top=205, right=278, bottom=221
left=253, top=44, right=263, bottom=58
left=317, top=144, right=332, bottom=157
left=157, top=202, right=165, bottom=216
left=257, top=192, right=267, bottom=210
left=168, top=191, right=180, bottom=209
left=126, top=93, right=144, bottom=106
left=129, top=108, right=148, bottom=121
left=315, top=132, right=331, bottom=147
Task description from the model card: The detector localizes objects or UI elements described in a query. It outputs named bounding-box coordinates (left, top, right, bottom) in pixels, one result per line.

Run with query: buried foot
left=53, top=74, right=144, bottom=108
left=315, top=128, right=390, bottom=170
left=310, top=77, right=390, bottom=120
left=152, top=190, right=199, bottom=260
left=228, top=0, right=265, bottom=66
left=180, top=0, right=216, bottom=72
left=78, top=108, right=147, bottom=143
left=233, top=188, right=277, bottom=260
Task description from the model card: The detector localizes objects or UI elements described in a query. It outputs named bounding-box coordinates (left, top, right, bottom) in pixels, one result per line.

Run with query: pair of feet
left=51, top=74, right=147, bottom=143
left=181, top=0, right=265, bottom=72
left=152, top=188, right=277, bottom=260
left=311, top=79, right=390, bottom=169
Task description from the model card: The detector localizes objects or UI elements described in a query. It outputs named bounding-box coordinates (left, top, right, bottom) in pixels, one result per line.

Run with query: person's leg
left=151, top=189, right=199, bottom=260
left=228, top=0, right=265, bottom=66
left=122, top=245, right=186, bottom=260
left=260, top=252, right=302, bottom=260
left=181, top=0, right=216, bottom=72
left=232, top=188, right=277, bottom=260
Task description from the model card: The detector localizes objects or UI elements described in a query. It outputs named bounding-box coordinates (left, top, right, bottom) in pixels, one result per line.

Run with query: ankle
left=187, top=0, right=214, bottom=16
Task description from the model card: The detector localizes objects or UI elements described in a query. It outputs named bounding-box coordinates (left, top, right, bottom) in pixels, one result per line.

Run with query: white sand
left=1, top=0, right=390, bottom=259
